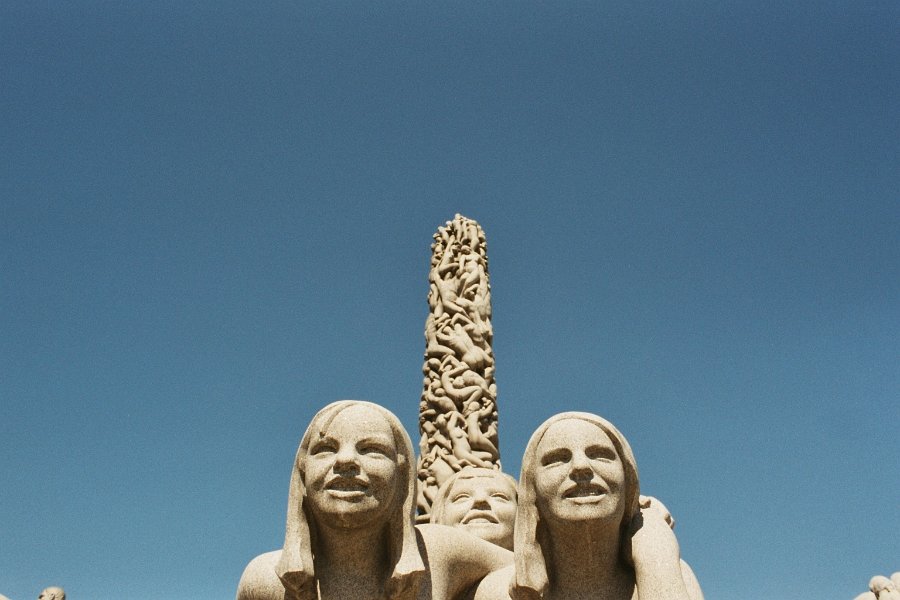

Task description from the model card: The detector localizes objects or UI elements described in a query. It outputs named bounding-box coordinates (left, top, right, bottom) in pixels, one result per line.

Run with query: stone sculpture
left=472, top=412, right=703, bottom=600
left=417, top=214, right=502, bottom=521
left=38, top=589, right=65, bottom=600
left=430, top=466, right=517, bottom=550
left=236, top=400, right=511, bottom=600
left=855, top=573, right=900, bottom=600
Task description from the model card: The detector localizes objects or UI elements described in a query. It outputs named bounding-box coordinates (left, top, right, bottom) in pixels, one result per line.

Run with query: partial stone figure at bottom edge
left=236, top=400, right=511, bottom=600
left=471, top=412, right=704, bottom=600
left=38, top=588, right=65, bottom=600
left=855, top=573, right=900, bottom=600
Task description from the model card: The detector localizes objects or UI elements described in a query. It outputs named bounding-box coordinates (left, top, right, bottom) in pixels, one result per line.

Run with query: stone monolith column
left=416, top=214, right=500, bottom=521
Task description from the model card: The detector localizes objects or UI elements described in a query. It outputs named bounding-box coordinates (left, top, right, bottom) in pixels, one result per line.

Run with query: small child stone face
left=439, top=472, right=516, bottom=550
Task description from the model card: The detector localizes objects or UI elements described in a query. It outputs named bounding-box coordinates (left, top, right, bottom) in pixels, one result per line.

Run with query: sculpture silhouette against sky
left=235, top=219, right=707, bottom=600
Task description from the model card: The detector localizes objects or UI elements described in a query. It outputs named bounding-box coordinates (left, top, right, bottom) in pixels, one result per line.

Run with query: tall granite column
left=416, top=214, right=501, bottom=521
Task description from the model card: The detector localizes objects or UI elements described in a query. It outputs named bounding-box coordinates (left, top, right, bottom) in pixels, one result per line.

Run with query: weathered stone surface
left=236, top=401, right=510, bottom=600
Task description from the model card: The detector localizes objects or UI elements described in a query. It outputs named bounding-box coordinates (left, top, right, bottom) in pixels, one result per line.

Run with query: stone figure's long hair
left=275, top=401, right=425, bottom=600
left=510, top=412, right=640, bottom=600
left=429, top=466, right=517, bottom=525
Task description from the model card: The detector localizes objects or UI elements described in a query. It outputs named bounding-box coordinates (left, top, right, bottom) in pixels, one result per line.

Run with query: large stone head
left=275, top=401, right=424, bottom=600
left=38, top=588, right=65, bottom=600
left=303, top=403, right=404, bottom=530
left=512, top=412, right=639, bottom=598
left=430, top=466, right=517, bottom=550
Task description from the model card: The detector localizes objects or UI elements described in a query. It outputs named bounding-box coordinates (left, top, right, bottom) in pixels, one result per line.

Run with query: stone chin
left=541, top=494, right=623, bottom=525
left=465, top=522, right=505, bottom=541
left=309, top=490, right=394, bottom=530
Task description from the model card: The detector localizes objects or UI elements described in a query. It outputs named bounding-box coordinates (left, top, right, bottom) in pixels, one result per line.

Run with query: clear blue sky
left=1, top=3, right=898, bottom=599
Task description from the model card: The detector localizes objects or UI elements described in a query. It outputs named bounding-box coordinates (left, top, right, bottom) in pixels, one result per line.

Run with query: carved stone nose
left=570, top=466, right=592, bottom=481
left=569, top=453, right=593, bottom=479
left=333, top=448, right=360, bottom=471
left=471, top=495, right=491, bottom=509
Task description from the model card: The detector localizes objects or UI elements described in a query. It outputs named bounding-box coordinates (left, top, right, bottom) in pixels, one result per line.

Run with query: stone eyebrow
left=358, top=434, right=393, bottom=443
left=586, top=440, right=615, bottom=450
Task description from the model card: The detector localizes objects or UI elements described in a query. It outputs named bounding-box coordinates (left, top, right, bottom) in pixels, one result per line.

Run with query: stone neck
left=312, top=522, right=392, bottom=598
left=543, top=518, right=633, bottom=600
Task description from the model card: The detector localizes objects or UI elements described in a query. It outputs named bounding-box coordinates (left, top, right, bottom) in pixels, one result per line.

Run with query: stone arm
left=470, top=564, right=513, bottom=600
left=435, top=243, right=455, bottom=276
left=679, top=560, right=704, bottom=600
left=629, top=497, right=703, bottom=600
left=633, top=559, right=702, bottom=600
left=417, top=524, right=512, bottom=600
left=236, top=550, right=290, bottom=600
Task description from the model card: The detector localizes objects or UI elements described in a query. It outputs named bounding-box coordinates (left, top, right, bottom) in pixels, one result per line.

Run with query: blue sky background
left=1, top=2, right=898, bottom=599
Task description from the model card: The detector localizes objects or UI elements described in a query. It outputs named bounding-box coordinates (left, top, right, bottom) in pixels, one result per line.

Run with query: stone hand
left=624, top=495, right=680, bottom=570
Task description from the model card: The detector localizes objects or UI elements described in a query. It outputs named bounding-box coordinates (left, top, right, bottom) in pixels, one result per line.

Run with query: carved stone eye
left=585, top=445, right=616, bottom=462
left=541, top=449, right=571, bottom=467
left=359, top=444, right=388, bottom=456
left=311, top=442, right=336, bottom=455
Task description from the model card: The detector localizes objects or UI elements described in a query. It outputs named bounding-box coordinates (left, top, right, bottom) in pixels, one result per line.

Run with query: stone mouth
left=326, top=477, right=369, bottom=493
left=563, top=483, right=606, bottom=499
left=462, top=510, right=499, bottom=525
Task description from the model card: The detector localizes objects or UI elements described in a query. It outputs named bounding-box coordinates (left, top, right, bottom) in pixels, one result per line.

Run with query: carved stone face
left=533, top=419, right=626, bottom=526
left=38, top=588, right=65, bottom=600
left=438, top=471, right=516, bottom=550
left=304, top=404, right=401, bottom=531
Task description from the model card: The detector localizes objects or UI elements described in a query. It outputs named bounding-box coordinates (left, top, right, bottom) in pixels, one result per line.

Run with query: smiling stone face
left=435, top=468, right=516, bottom=550
left=304, top=404, right=401, bottom=530
left=533, top=419, right=626, bottom=526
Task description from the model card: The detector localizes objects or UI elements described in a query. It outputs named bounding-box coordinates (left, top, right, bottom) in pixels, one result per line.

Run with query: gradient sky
left=2, top=3, right=898, bottom=599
